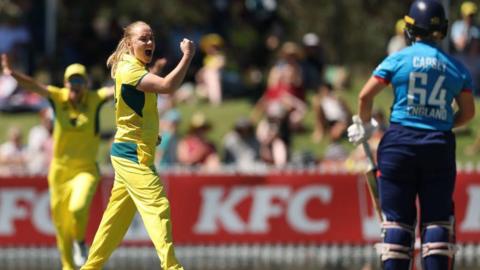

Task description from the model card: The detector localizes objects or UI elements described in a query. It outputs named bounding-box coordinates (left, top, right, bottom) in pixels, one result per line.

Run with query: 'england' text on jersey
left=407, top=105, right=447, bottom=120
left=412, top=56, right=447, bottom=72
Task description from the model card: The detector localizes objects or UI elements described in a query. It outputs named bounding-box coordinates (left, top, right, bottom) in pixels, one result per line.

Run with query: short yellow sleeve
left=46, top=85, right=62, bottom=101
left=121, top=63, right=148, bottom=87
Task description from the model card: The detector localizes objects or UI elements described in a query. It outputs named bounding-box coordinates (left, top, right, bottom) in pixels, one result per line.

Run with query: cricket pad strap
left=421, top=221, right=458, bottom=258
left=375, top=243, right=412, bottom=260
left=375, top=221, right=415, bottom=261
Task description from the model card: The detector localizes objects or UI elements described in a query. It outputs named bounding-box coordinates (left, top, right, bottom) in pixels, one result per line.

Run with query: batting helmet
left=404, top=0, right=448, bottom=42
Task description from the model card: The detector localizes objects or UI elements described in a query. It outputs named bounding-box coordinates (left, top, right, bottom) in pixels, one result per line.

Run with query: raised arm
left=1, top=54, right=49, bottom=97
left=137, top=39, right=195, bottom=94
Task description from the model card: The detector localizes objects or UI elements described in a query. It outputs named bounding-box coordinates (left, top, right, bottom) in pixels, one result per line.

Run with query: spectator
left=223, top=117, right=261, bottom=170
left=253, top=41, right=307, bottom=131
left=450, top=1, right=480, bottom=53
left=451, top=2, right=480, bottom=96
left=457, top=37, right=480, bottom=96
left=0, top=72, right=17, bottom=110
left=195, top=33, right=226, bottom=106
left=0, top=126, right=27, bottom=176
left=256, top=102, right=289, bottom=167
left=156, top=109, right=181, bottom=169
left=324, top=65, right=351, bottom=91
left=301, top=32, right=325, bottom=91
left=318, top=140, right=349, bottom=172
left=266, top=41, right=305, bottom=100
left=177, top=112, right=220, bottom=170
left=387, top=19, right=407, bottom=55
left=312, top=83, right=352, bottom=143
left=0, top=3, right=30, bottom=64
left=26, top=106, right=53, bottom=175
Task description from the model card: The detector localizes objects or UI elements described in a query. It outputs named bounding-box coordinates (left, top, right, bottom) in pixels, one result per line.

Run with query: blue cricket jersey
left=373, top=41, right=473, bottom=131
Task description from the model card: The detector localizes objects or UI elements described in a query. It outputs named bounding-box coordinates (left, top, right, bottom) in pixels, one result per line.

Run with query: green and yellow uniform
left=81, top=54, right=183, bottom=270
left=47, top=84, right=110, bottom=270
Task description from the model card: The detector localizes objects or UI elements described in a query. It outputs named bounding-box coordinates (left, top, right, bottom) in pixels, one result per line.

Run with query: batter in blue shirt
left=347, top=1, right=475, bottom=270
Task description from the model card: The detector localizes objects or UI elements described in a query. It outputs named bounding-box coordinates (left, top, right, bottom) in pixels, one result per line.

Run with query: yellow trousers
left=81, top=156, right=183, bottom=270
left=48, top=162, right=100, bottom=270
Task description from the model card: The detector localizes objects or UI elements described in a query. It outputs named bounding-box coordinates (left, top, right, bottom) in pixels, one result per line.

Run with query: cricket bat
left=351, top=115, right=383, bottom=222
left=362, top=140, right=383, bottom=222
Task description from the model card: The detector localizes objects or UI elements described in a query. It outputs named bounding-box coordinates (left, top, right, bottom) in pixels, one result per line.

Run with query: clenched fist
left=180, top=38, right=196, bottom=58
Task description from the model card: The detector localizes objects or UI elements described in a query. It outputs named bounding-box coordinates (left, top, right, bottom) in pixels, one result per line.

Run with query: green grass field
left=2, top=76, right=480, bottom=166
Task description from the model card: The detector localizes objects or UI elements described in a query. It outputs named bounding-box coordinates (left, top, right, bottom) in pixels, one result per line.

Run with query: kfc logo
left=0, top=188, right=54, bottom=236
left=193, top=185, right=332, bottom=234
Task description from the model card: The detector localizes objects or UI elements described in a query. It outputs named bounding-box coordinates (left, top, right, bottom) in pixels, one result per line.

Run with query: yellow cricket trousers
left=48, top=162, right=100, bottom=270
left=81, top=156, right=183, bottom=270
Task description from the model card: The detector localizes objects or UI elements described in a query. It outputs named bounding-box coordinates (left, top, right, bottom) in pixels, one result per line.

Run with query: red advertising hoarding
left=1, top=172, right=480, bottom=246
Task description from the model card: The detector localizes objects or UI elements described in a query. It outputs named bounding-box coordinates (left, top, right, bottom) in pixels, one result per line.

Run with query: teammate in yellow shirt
left=1, top=54, right=114, bottom=270
left=79, top=21, right=194, bottom=270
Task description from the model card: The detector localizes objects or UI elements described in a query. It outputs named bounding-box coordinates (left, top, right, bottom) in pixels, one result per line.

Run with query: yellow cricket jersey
left=110, top=54, right=159, bottom=166
left=47, top=86, right=110, bottom=166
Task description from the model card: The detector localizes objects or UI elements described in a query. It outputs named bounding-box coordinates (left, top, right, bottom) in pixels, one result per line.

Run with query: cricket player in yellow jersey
left=79, top=21, right=194, bottom=270
left=1, top=54, right=114, bottom=270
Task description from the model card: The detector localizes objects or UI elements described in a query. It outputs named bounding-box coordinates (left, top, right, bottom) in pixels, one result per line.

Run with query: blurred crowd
left=1, top=0, right=480, bottom=176
left=0, top=34, right=382, bottom=175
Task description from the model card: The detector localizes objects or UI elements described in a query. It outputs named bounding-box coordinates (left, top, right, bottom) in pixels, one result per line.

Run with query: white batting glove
left=347, top=115, right=378, bottom=145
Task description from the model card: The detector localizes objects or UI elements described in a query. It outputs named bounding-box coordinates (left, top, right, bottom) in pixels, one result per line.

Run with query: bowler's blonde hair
left=107, top=21, right=150, bottom=78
